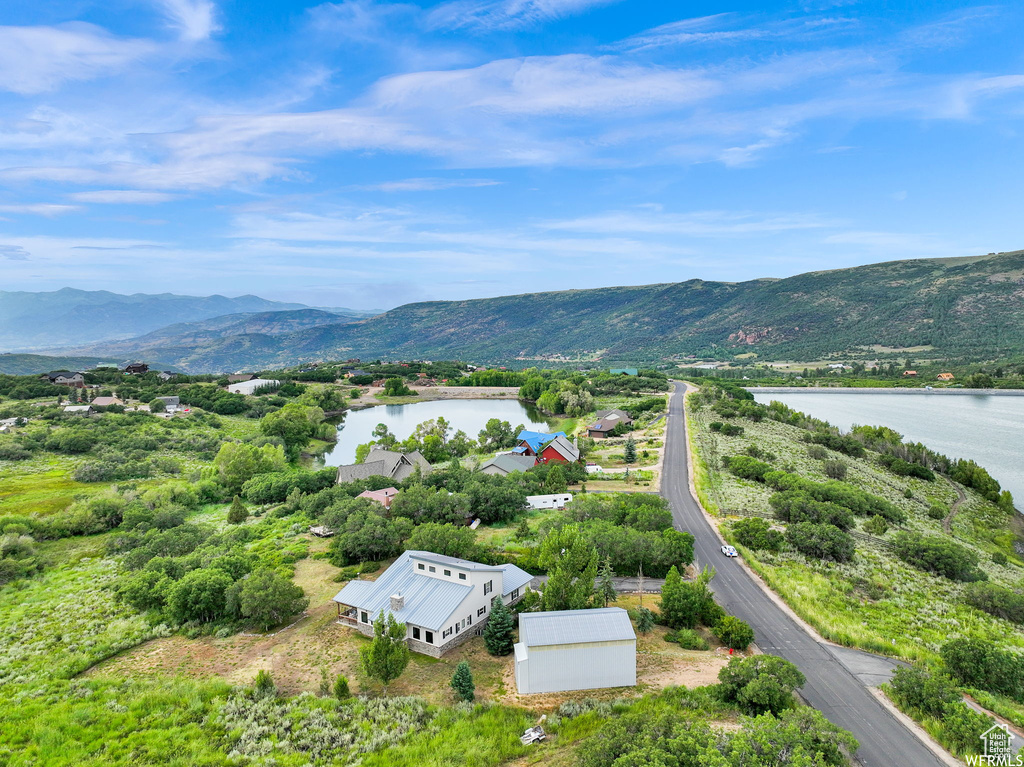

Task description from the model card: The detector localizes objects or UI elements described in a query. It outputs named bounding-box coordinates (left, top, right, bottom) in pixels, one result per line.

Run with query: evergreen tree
left=450, top=661, right=475, bottom=702
left=360, top=611, right=410, bottom=694
left=545, top=464, right=567, bottom=492
left=633, top=606, right=655, bottom=633
left=540, top=524, right=598, bottom=611
left=597, top=557, right=617, bottom=607
left=333, top=674, right=350, bottom=700
left=483, top=597, right=516, bottom=656
left=515, top=518, right=532, bottom=540
left=254, top=670, right=276, bottom=698
left=227, top=495, right=248, bottom=524
left=624, top=436, right=637, bottom=464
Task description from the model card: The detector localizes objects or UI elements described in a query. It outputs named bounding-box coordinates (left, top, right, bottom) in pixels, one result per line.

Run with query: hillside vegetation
left=50, top=251, right=1024, bottom=372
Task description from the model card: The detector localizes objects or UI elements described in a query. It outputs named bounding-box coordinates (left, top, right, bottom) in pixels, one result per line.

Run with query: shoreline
left=748, top=386, right=1024, bottom=396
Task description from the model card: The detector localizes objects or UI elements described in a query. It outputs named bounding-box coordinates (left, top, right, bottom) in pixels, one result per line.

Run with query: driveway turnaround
left=662, top=382, right=948, bottom=767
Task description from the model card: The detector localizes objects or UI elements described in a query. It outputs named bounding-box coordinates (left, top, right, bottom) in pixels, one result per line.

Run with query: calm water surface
left=752, top=391, right=1024, bottom=507
left=321, top=399, right=553, bottom=466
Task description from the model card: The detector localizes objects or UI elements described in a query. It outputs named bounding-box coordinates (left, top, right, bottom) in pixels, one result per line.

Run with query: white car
left=721, top=545, right=739, bottom=558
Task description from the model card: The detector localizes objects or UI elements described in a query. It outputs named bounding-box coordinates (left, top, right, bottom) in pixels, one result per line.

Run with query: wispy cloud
left=68, top=190, right=180, bottom=204
left=155, top=0, right=221, bottom=42
left=0, top=245, right=31, bottom=260
left=427, top=0, right=620, bottom=31
left=0, top=203, right=79, bottom=216
left=0, top=23, right=155, bottom=94
left=356, top=178, right=501, bottom=192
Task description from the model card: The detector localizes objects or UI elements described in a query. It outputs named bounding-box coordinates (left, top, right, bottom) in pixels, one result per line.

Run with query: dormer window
left=417, top=563, right=425, bottom=570
left=458, top=573, right=467, bottom=580
left=444, top=569, right=452, bottom=577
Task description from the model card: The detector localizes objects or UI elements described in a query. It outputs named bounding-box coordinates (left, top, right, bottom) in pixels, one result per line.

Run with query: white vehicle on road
left=721, top=545, right=738, bottom=558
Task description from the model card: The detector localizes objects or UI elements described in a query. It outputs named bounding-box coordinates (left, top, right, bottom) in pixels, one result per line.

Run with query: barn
left=514, top=608, right=636, bottom=694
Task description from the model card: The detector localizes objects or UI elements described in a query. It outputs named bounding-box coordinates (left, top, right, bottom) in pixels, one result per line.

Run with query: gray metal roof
left=519, top=608, right=636, bottom=647
left=499, top=564, right=534, bottom=595
left=335, top=449, right=431, bottom=484
left=333, top=551, right=472, bottom=631
left=481, top=454, right=537, bottom=474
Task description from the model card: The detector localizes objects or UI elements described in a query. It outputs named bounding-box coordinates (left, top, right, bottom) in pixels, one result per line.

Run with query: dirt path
left=942, top=479, right=967, bottom=534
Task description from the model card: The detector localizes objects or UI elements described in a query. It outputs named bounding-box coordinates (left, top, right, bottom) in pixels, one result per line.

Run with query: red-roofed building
left=358, top=487, right=400, bottom=509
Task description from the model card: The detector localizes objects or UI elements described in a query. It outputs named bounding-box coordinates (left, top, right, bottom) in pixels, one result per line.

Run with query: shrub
left=862, top=515, right=889, bottom=536
left=333, top=674, right=350, bottom=700
left=723, top=456, right=772, bottom=482
left=664, top=629, right=709, bottom=650
left=807, top=445, right=828, bottom=460
left=237, top=569, right=309, bottom=631
left=720, top=424, right=745, bottom=436
left=803, top=431, right=865, bottom=458
left=731, top=517, right=783, bottom=552
left=941, top=638, right=1024, bottom=702
left=718, top=655, right=805, bottom=714
left=254, top=670, right=276, bottom=698
left=927, top=504, right=947, bottom=521
left=450, top=661, right=475, bottom=702
left=227, top=496, right=248, bottom=524
left=887, top=665, right=960, bottom=718
left=992, top=551, right=1007, bottom=566
left=631, top=606, right=655, bottom=633
left=770, top=491, right=855, bottom=530
left=878, top=454, right=935, bottom=481
left=822, top=460, right=847, bottom=480
left=763, top=471, right=905, bottom=523
left=714, top=616, right=755, bottom=651
left=786, top=522, right=855, bottom=563
left=892, top=532, right=984, bottom=582
left=963, top=582, right=1024, bottom=624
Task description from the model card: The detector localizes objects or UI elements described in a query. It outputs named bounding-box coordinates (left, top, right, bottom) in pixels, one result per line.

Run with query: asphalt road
left=662, top=382, right=947, bottom=767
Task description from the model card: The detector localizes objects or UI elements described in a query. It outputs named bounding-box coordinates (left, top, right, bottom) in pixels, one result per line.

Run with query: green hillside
left=69, top=251, right=1024, bottom=372
left=0, top=354, right=121, bottom=376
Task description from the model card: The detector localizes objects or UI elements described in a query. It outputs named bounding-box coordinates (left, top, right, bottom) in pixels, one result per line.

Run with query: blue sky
left=1, top=0, right=1023, bottom=310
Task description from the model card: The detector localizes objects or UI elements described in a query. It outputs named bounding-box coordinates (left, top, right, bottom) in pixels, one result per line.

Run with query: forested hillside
left=72, top=251, right=1024, bottom=372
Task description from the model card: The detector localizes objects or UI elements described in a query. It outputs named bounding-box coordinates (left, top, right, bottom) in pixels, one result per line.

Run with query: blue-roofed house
left=516, top=429, right=567, bottom=456
left=333, top=550, right=534, bottom=657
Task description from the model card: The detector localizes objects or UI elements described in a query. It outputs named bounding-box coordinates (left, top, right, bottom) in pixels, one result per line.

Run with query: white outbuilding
left=514, top=607, right=636, bottom=695
left=525, top=493, right=573, bottom=510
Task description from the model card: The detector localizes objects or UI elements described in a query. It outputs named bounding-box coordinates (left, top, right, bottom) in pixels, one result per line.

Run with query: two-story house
left=333, top=550, right=533, bottom=657
left=43, top=371, right=85, bottom=388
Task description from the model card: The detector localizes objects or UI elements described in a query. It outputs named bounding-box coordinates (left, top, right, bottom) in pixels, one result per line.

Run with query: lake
left=751, top=390, right=1024, bottom=508
left=321, top=398, right=554, bottom=466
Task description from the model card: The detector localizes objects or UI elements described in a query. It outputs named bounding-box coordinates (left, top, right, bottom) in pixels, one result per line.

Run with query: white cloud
left=155, top=0, right=220, bottom=42
left=0, top=203, right=79, bottom=216
left=543, top=209, right=837, bottom=237
left=68, top=190, right=180, bottom=204
left=0, top=23, right=155, bottom=94
left=0, top=245, right=31, bottom=260
left=356, top=177, right=501, bottom=192
left=427, top=0, right=620, bottom=31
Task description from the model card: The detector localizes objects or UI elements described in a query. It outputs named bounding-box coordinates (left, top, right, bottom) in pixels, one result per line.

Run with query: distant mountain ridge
left=0, top=288, right=370, bottom=351
left=9, top=251, right=1024, bottom=372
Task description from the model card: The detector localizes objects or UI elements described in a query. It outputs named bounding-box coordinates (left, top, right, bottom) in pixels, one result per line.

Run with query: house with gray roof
left=333, top=550, right=533, bottom=657
left=335, top=448, right=432, bottom=484
left=514, top=607, right=636, bottom=694
left=480, top=453, right=537, bottom=476
left=586, top=409, right=634, bottom=439
left=44, top=371, right=85, bottom=387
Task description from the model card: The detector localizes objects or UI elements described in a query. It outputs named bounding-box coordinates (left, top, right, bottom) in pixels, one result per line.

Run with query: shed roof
left=519, top=608, right=636, bottom=647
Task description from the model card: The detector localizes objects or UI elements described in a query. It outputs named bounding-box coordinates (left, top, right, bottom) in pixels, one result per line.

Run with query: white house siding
left=526, top=494, right=573, bottom=510
left=515, top=639, right=636, bottom=695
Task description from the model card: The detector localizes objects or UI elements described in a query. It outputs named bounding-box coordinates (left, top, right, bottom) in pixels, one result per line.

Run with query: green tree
left=623, top=436, right=637, bottom=464
left=727, top=708, right=856, bottom=767
left=483, top=597, right=516, bottom=656
left=214, top=442, right=287, bottom=493
left=383, top=377, right=414, bottom=396
left=477, top=418, right=516, bottom=451
left=540, top=524, right=598, bottom=611
left=714, top=615, right=755, bottom=651
left=254, top=670, right=276, bottom=698
left=333, top=674, right=351, bottom=700
left=450, top=661, right=475, bottom=702
left=261, top=403, right=324, bottom=456
left=227, top=495, right=248, bottom=524
left=405, top=523, right=477, bottom=559
left=148, top=398, right=166, bottom=413
left=167, top=567, right=233, bottom=624
left=597, top=557, right=617, bottom=607
left=545, top=463, right=567, bottom=493
left=658, top=565, right=716, bottom=630
left=360, top=611, right=411, bottom=694
left=632, top=606, right=655, bottom=634
left=718, top=654, right=805, bottom=714
left=238, top=569, right=309, bottom=631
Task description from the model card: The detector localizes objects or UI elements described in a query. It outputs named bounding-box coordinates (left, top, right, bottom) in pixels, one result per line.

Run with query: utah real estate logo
left=967, top=724, right=1022, bottom=767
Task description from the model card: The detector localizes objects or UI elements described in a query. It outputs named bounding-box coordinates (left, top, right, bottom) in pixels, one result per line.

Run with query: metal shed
left=514, top=607, right=636, bottom=694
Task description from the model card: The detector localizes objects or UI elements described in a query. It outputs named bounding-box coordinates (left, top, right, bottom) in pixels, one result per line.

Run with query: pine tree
left=450, top=661, right=475, bottom=702
left=540, top=524, right=598, bottom=611
left=483, top=598, right=516, bottom=656
left=545, top=464, right=567, bottom=492
left=227, top=495, right=248, bottom=524
left=515, top=518, right=532, bottom=540
left=658, top=565, right=695, bottom=629
left=633, top=606, right=655, bottom=634
left=624, top=436, right=637, bottom=464
left=598, top=557, right=617, bottom=607
left=360, top=611, right=410, bottom=694
left=333, top=674, right=350, bottom=700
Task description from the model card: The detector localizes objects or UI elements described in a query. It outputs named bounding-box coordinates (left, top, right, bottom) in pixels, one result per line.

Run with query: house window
left=360, top=611, right=368, bottom=623
left=443, top=627, right=452, bottom=638
left=454, top=623, right=460, bottom=634
left=444, top=569, right=452, bottom=577
left=412, top=627, right=421, bottom=640
left=484, top=580, right=492, bottom=595
left=429, top=566, right=436, bottom=573
left=467, top=614, right=472, bottom=626
left=477, top=606, right=486, bottom=617
left=511, top=588, right=520, bottom=600
left=458, top=573, right=467, bottom=580
left=417, top=563, right=425, bottom=570
left=425, top=631, right=434, bottom=644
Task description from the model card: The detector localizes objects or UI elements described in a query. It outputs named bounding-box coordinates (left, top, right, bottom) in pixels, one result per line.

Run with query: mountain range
left=6, top=251, right=1024, bottom=373
left=0, top=288, right=372, bottom=352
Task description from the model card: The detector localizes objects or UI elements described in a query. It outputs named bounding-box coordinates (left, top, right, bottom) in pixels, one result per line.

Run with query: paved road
left=662, top=381, right=947, bottom=767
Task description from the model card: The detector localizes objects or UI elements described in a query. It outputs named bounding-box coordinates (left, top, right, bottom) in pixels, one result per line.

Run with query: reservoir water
left=321, top=398, right=554, bottom=466
left=751, top=391, right=1024, bottom=507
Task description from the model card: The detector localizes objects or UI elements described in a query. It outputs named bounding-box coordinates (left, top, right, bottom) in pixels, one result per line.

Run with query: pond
left=320, top=398, right=555, bottom=466
left=751, top=390, right=1024, bottom=508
